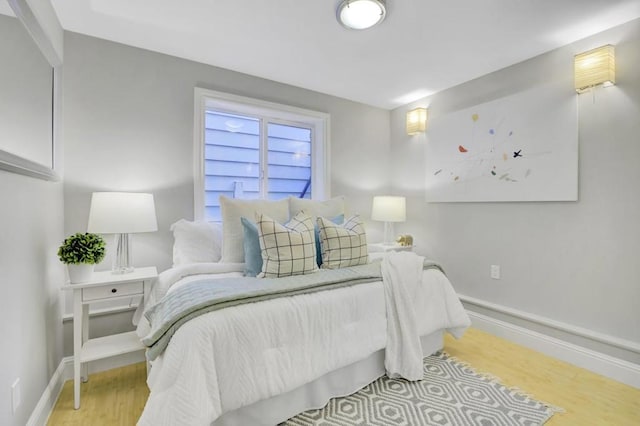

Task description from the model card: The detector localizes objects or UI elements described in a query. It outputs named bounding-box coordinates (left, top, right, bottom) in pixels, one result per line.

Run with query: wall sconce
left=574, top=45, right=615, bottom=94
left=406, top=107, right=428, bottom=135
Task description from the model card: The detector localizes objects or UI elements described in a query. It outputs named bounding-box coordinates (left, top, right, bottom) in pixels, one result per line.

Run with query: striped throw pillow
left=317, top=215, right=368, bottom=269
left=256, top=211, right=318, bottom=278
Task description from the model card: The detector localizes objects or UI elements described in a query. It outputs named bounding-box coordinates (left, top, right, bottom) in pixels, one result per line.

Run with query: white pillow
left=256, top=211, right=318, bottom=278
left=288, top=196, right=346, bottom=221
left=317, top=215, right=368, bottom=269
left=220, top=196, right=289, bottom=263
left=170, top=219, right=222, bottom=266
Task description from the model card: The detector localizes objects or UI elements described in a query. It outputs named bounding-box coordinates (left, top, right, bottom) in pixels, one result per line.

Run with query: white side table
left=62, top=266, right=157, bottom=409
left=368, top=243, right=414, bottom=253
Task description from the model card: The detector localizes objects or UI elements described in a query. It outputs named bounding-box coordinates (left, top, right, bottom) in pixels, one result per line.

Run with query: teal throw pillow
left=241, top=217, right=262, bottom=277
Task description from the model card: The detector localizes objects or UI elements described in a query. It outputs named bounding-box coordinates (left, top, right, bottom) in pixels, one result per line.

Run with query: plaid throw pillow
left=256, top=211, right=319, bottom=278
left=317, top=215, right=368, bottom=269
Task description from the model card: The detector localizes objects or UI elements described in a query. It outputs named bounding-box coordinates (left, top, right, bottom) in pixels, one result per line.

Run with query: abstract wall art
left=425, top=84, right=577, bottom=202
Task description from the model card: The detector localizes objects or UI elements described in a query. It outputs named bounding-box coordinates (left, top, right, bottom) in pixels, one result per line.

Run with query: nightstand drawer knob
left=81, top=281, right=143, bottom=302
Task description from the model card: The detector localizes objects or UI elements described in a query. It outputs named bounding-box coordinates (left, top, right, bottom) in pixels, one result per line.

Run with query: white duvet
left=137, top=260, right=470, bottom=426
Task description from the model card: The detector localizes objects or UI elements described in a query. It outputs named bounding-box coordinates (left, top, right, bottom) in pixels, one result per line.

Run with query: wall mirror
left=0, top=0, right=61, bottom=181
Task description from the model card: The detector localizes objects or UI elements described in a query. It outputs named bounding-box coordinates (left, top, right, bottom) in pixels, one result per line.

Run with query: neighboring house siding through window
left=204, top=112, right=312, bottom=220
left=194, top=88, right=330, bottom=222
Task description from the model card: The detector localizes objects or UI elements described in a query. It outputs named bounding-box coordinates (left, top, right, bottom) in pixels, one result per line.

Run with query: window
left=194, top=88, right=330, bottom=221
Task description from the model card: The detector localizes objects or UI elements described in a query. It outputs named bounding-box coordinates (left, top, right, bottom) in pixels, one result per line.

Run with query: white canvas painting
left=425, top=84, right=578, bottom=202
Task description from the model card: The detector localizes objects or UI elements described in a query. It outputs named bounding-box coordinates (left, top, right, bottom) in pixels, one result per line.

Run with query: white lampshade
left=371, top=196, right=406, bottom=222
left=87, top=192, right=157, bottom=274
left=87, top=192, right=158, bottom=234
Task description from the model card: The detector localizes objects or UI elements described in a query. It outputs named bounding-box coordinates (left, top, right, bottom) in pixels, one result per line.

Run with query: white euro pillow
left=170, top=219, right=222, bottom=266
left=288, top=196, right=346, bottom=221
left=220, top=196, right=289, bottom=263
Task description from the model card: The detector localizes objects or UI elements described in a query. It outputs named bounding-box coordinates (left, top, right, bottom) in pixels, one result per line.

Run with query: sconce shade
left=87, top=192, right=158, bottom=234
left=406, top=107, right=428, bottom=135
left=574, top=45, right=615, bottom=93
left=371, top=196, right=406, bottom=222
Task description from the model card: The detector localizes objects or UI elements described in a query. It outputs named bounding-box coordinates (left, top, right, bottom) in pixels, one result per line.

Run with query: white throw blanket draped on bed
left=382, top=251, right=427, bottom=380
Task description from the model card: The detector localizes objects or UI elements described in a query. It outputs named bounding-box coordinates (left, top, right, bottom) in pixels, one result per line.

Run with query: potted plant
left=58, top=233, right=106, bottom=283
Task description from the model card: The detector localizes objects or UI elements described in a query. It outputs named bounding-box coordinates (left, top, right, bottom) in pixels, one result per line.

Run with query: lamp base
left=112, top=233, right=135, bottom=274
left=111, top=266, right=135, bottom=275
left=382, top=221, right=395, bottom=246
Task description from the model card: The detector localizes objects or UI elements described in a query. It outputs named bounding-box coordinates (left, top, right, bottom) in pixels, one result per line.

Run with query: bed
left=136, top=196, right=471, bottom=426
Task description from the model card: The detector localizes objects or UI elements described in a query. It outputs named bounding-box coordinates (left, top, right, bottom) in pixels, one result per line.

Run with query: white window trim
left=193, top=87, right=331, bottom=221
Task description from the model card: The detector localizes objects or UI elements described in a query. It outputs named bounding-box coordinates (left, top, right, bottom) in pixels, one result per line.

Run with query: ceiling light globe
left=337, top=0, right=386, bottom=30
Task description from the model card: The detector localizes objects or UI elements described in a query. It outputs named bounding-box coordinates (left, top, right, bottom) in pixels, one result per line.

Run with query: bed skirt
left=213, top=330, right=444, bottom=426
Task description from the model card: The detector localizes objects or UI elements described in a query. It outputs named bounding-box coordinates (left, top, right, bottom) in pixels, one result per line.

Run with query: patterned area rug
left=283, top=352, right=560, bottom=426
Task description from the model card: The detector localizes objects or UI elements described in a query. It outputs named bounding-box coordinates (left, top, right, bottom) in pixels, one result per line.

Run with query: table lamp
left=87, top=192, right=158, bottom=274
left=371, top=195, right=406, bottom=245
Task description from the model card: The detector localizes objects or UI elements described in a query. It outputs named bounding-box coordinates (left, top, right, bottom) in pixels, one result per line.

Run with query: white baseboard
left=467, top=310, right=640, bottom=389
left=28, top=351, right=146, bottom=425
left=26, top=357, right=66, bottom=426
left=459, top=294, right=640, bottom=354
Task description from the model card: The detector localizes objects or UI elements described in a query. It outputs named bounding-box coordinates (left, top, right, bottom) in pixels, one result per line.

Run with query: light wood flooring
left=47, top=328, right=640, bottom=425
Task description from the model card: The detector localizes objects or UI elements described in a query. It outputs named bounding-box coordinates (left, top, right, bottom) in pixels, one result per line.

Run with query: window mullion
left=259, top=118, right=269, bottom=198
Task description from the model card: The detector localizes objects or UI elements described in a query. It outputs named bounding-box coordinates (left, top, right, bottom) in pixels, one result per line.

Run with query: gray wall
left=62, top=31, right=391, bottom=310
left=0, top=174, right=64, bottom=425
left=0, top=1, right=65, bottom=425
left=391, top=19, right=640, bottom=362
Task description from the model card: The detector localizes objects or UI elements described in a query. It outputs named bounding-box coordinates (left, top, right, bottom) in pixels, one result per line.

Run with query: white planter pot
left=67, top=263, right=94, bottom=284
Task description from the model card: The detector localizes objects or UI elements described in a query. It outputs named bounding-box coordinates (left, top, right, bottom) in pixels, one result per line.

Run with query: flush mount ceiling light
left=337, top=0, right=386, bottom=30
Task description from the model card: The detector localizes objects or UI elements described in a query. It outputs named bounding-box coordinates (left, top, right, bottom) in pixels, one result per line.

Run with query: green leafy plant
left=57, top=233, right=106, bottom=265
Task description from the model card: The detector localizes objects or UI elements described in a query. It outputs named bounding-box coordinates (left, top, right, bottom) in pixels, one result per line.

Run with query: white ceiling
left=41, top=0, right=640, bottom=109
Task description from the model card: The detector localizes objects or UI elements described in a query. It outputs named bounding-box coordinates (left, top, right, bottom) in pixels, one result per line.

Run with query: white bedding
left=137, top=261, right=470, bottom=426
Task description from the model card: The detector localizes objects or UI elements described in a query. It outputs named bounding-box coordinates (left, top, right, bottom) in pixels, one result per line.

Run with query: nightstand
left=62, top=266, right=157, bottom=409
left=368, top=243, right=413, bottom=253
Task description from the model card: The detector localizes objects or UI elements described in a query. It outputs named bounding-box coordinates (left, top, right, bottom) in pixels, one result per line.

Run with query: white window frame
left=193, top=87, right=331, bottom=221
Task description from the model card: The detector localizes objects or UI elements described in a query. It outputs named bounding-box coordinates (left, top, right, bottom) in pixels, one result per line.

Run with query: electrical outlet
left=490, top=265, right=501, bottom=279
left=11, top=378, right=20, bottom=414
